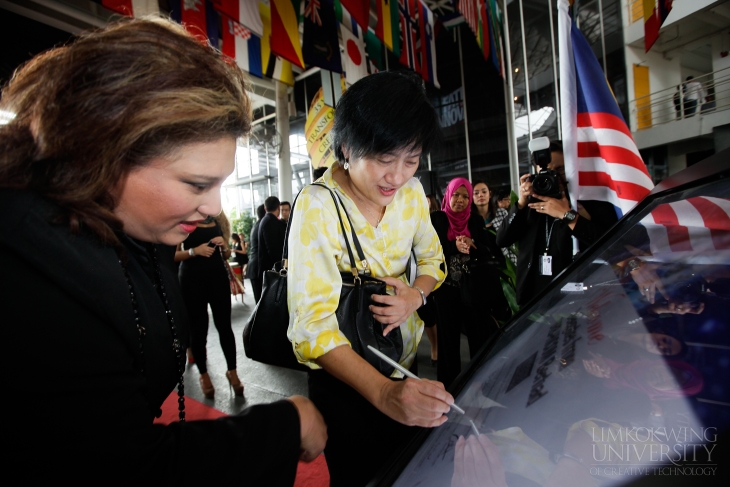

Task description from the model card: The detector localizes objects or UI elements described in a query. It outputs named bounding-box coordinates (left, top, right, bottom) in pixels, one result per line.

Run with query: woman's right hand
left=287, top=395, right=328, bottom=463
left=377, top=378, right=452, bottom=427
left=194, top=243, right=216, bottom=258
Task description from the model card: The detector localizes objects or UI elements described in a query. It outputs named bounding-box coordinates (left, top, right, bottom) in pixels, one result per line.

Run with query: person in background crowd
left=430, top=178, right=509, bottom=388
left=257, top=195, right=286, bottom=281
left=312, top=166, right=327, bottom=180
left=472, top=180, right=500, bottom=228
left=684, top=76, right=706, bottom=117
left=280, top=200, right=291, bottom=222
left=230, top=232, right=248, bottom=286
left=490, top=188, right=517, bottom=266
left=287, top=71, right=452, bottom=487
left=1, top=17, right=325, bottom=482
left=496, top=141, right=617, bottom=305
left=176, top=213, right=243, bottom=398
left=426, top=193, right=440, bottom=213
left=246, top=204, right=266, bottom=303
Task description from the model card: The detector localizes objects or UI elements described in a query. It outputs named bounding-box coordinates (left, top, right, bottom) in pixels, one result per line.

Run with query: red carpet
left=154, top=393, right=330, bottom=487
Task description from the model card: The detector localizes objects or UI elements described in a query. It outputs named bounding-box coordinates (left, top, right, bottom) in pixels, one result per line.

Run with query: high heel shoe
left=199, top=372, right=215, bottom=399
left=225, top=370, right=244, bottom=397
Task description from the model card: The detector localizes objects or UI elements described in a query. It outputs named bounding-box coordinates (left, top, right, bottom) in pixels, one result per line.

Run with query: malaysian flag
left=558, top=0, right=653, bottom=219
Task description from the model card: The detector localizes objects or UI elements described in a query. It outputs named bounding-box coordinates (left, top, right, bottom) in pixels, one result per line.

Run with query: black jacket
left=257, top=212, right=286, bottom=277
left=496, top=199, right=618, bottom=305
left=1, top=189, right=301, bottom=483
left=245, top=219, right=261, bottom=279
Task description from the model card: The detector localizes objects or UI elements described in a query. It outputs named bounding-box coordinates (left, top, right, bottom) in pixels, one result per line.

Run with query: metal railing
left=628, top=0, right=644, bottom=24
left=629, top=67, right=730, bottom=130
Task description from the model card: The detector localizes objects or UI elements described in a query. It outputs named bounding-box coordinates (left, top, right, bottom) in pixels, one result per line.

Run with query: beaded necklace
left=118, top=246, right=186, bottom=422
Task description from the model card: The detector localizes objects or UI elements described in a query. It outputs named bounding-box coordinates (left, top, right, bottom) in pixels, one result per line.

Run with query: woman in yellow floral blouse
left=287, top=72, right=453, bottom=486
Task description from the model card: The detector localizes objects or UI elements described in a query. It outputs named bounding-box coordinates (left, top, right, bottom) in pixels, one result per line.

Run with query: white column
left=276, top=80, right=293, bottom=202
left=502, top=0, right=521, bottom=192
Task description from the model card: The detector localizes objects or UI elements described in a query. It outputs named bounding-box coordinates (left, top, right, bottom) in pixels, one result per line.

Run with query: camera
left=207, top=240, right=217, bottom=248
left=527, top=137, right=562, bottom=201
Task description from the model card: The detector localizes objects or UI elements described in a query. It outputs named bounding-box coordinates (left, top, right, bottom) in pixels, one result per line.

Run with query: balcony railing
left=629, top=67, right=730, bottom=130
left=628, top=0, right=644, bottom=24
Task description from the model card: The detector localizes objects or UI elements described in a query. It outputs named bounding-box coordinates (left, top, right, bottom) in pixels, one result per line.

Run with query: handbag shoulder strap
left=310, top=183, right=366, bottom=277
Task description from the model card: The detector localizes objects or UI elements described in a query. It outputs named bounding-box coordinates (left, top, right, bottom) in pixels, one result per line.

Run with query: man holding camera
left=496, top=140, right=618, bottom=305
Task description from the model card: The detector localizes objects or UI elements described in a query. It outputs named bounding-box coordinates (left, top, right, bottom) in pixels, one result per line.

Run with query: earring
left=343, top=159, right=350, bottom=171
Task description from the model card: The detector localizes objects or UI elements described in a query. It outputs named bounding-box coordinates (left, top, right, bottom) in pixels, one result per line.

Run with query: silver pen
left=366, top=345, right=466, bottom=415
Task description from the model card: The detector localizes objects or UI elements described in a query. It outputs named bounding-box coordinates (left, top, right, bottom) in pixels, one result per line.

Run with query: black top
left=180, top=223, right=227, bottom=280
left=431, top=210, right=506, bottom=286
left=1, top=189, right=301, bottom=482
left=256, top=212, right=286, bottom=277
left=496, top=199, right=618, bottom=305
left=232, top=242, right=248, bottom=267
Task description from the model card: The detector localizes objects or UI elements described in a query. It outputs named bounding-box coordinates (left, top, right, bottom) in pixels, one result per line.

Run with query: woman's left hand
left=370, top=277, right=423, bottom=336
left=456, top=236, right=476, bottom=254
left=209, top=236, right=227, bottom=249
left=528, top=194, right=570, bottom=219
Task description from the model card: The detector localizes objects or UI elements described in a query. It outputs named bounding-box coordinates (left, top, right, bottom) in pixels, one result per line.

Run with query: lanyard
left=545, top=218, right=557, bottom=255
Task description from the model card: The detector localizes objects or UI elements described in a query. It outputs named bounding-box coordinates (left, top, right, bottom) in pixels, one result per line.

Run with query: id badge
left=540, top=255, right=552, bottom=276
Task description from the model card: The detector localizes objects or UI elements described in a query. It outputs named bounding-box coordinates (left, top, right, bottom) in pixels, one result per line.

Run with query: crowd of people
left=5, top=14, right=706, bottom=487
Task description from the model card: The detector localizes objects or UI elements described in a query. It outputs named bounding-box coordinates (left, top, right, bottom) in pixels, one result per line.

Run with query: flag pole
left=501, top=0, right=520, bottom=193
left=598, top=0, right=607, bottom=72
left=518, top=0, right=532, bottom=141
left=547, top=0, right=562, bottom=140
left=457, top=26, right=473, bottom=182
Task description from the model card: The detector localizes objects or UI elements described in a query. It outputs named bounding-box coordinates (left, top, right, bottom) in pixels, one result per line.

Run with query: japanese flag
left=340, top=18, right=367, bottom=86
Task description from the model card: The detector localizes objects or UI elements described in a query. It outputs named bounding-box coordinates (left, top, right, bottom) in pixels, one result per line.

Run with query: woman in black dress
left=230, top=232, right=249, bottom=278
left=176, top=213, right=243, bottom=398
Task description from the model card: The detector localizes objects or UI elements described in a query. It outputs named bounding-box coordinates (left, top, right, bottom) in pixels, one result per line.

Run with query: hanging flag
left=375, top=0, right=401, bottom=56
left=303, top=0, right=343, bottom=72
left=339, top=0, right=370, bottom=30
left=222, top=15, right=263, bottom=78
left=417, top=0, right=439, bottom=88
left=365, top=28, right=384, bottom=71
left=341, top=17, right=368, bottom=86
left=212, top=0, right=264, bottom=37
left=398, top=0, right=420, bottom=73
left=488, top=0, right=504, bottom=77
left=643, top=0, right=673, bottom=52
left=558, top=0, right=653, bottom=218
left=270, top=0, right=305, bottom=68
left=101, top=0, right=159, bottom=16
left=260, top=0, right=295, bottom=85
left=170, top=0, right=219, bottom=45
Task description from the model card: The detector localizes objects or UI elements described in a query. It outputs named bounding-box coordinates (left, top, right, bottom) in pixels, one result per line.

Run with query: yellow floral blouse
left=286, top=165, right=446, bottom=376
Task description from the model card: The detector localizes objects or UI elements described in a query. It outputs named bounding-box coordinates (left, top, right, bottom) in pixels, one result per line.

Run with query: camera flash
left=528, top=136, right=550, bottom=153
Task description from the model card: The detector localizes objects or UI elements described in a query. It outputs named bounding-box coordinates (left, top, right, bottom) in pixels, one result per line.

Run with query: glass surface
left=390, top=177, right=729, bottom=486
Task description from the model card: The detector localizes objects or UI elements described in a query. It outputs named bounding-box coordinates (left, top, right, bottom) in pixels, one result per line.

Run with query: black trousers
left=308, top=370, right=419, bottom=487
left=180, top=271, right=236, bottom=374
left=250, top=277, right=263, bottom=305
left=432, top=284, right=497, bottom=388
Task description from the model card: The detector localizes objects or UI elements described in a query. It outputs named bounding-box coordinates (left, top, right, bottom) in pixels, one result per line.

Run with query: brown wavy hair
left=0, top=17, right=251, bottom=244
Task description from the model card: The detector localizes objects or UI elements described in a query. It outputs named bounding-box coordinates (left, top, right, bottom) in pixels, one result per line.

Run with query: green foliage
left=228, top=208, right=256, bottom=242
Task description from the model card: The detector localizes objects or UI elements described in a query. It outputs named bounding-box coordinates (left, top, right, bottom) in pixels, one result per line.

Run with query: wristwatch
left=627, top=258, right=642, bottom=272
left=413, top=286, right=427, bottom=307
left=188, top=248, right=195, bottom=257
left=562, top=209, right=578, bottom=223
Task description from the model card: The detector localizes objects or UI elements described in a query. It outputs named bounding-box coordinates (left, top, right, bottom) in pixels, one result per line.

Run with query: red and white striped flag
left=642, top=197, right=730, bottom=256
left=558, top=0, right=653, bottom=218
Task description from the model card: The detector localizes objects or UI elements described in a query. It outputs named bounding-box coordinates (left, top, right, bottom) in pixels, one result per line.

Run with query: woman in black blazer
left=0, top=18, right=325, bottom=483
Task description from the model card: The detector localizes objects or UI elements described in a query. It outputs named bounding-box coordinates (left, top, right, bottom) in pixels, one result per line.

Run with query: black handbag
left=243, top=183, right=403, bottom=376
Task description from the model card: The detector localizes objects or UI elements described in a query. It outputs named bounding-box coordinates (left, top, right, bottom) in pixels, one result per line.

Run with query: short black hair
left=280, top=201, right=291, bottom=208
left=264, top=196, right=280, bottom=212
left=332, top=71, right=442, bottom=163
left=550, top=140, right=563, bottom=153
left=686, top=76, right=694, bottom=81
left=231, top=233, right=240, bottom=242
left=312, top=166, right=327, bottom=180
left=256, top=204, right=266, bottom=219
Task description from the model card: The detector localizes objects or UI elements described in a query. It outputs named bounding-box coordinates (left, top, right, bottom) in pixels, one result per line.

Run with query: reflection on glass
left=391, top=178, right=729, bottom=486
